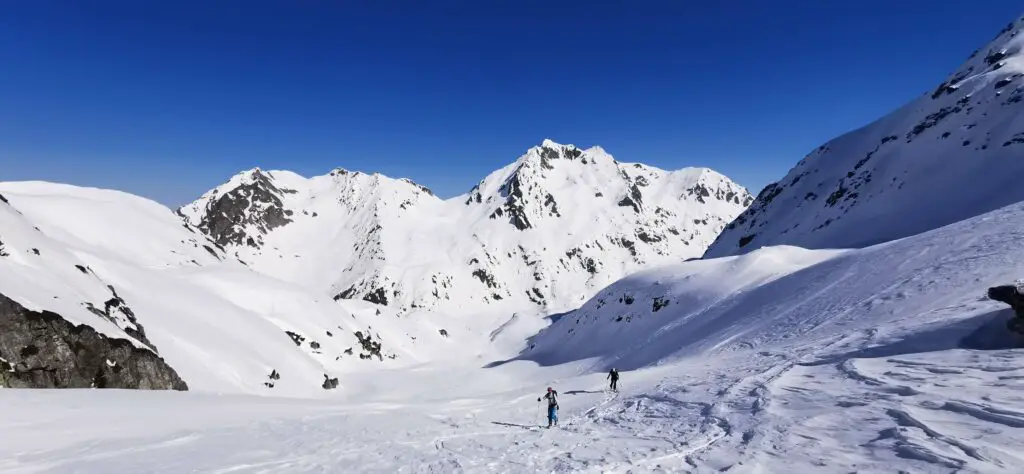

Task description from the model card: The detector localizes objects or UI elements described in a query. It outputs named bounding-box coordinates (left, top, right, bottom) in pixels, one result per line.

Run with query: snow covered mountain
left=487, top=197, right=1024, bottom=471
left=0, top=140, right=749, bottom=395
left=7, top=184, right=1024, bottom=473
left=180, top=139, right=752, bottom=317
left=705, top=15, right=1024, bottom=258
left=8, top=14, right=1024, bottom=472
left=0, top=183, right=448, bottom=396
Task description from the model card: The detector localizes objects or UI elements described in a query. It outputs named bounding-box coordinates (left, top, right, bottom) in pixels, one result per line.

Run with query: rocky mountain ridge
left=179, top=139, right=753, bottom=316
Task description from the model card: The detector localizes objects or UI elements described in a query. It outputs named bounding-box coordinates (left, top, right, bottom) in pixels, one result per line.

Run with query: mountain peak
left=241, top=166, right=267, bottom=178
left=178, top=167, right=293, bottom=249
left=517, top=139, right=589, bottom=171
left=214, top=167, right=279, bottom=194
left=329, top=167, right=360, bottom=178
left=540, top=138, right=562, bottom=148
left=536, top=138, right=607, bottom=153
left=684, top=167, right=738, bottom=187
left=181, top=140, right=751, bottom=314
left=536, top=138, right=587, bottom=153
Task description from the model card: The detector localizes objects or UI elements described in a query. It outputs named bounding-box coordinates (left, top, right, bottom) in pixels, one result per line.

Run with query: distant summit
left=180, top=139, right=753, bottom=315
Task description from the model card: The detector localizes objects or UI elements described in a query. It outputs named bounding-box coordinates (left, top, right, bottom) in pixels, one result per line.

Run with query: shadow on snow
left=564, top=390, right=604, bottom=395
left=487, top=240, right=1024, bottom=373
left=485, top=252, right=861, bottom=371
left=800, top=308, right=1024, bottom=367
left=490, top=421, right=536, bottom=429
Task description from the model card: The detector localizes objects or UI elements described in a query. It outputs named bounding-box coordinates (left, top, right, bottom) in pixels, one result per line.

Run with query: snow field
left=2, top=198, right=1023, bottom=471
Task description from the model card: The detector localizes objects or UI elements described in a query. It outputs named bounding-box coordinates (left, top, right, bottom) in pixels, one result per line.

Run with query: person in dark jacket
left=607, top=368, right=619, bottom=391
left=538, top=387, right=558, bottom=428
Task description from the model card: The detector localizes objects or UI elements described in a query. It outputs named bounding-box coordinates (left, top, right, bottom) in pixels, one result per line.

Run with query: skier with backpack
left=607, top=368, right=619, bottom=391
left=538, top=387, right=559, bottom=428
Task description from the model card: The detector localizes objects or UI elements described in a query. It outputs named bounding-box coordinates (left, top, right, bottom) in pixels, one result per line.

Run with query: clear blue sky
left=1, top=1, right=1020, bottom=206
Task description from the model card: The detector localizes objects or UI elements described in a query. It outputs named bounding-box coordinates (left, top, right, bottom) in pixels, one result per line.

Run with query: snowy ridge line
left=0, top=183, right=451, bottom=396
left=706, top=13, right=1024, bottom=258
left=177, top=139, right=752, bottom=319
left=0, top=137, right=752, bottom=396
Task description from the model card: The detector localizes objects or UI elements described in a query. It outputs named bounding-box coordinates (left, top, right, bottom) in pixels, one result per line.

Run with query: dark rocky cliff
left=0, top=293, right=187, bottom=390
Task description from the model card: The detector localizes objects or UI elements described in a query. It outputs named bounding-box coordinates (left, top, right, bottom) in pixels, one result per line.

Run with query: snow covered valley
left=6, top=13, right=1024, bottom=472
left=2, top=197, right=1024, bottom=472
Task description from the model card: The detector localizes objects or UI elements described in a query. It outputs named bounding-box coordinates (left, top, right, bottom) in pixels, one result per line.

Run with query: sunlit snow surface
left=177, top=140, right=752, bottom=317
left=6, top=17, right=1024, bottom=465
left=2, top=198, right=1023, bottom=472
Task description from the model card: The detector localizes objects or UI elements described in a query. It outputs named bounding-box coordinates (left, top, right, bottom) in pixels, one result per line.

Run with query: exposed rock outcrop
left=191, top=169, right=293, bottom=248
left=0, top=293, right=187, bottom=390
left=988, top=283, right=1024, bottom=333
left=180, top=140, right=751, bottom=317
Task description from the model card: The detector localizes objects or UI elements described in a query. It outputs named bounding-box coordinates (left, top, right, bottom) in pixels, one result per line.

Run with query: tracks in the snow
left=586, top=357, right=803, bottom=471
left=36, top=350, right=1015, bottom=473
left=778, top=353, right=1024, bottom=472
left=660, top=346, right=1024, bottom=472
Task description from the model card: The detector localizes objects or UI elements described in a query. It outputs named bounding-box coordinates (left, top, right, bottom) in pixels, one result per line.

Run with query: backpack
left=547, top=390, right=558, bottom=407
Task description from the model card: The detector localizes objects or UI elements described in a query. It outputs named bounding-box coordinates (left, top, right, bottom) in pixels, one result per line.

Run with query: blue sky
left=1, top=1, right=1021, bottom=206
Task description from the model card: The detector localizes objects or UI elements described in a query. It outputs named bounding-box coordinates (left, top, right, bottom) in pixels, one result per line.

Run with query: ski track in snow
left=4, top=348, right=1024, bottom=473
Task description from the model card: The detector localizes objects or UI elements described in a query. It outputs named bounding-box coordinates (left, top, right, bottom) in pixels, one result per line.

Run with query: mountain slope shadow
left=481, top=310, right=573, bottom=368
left=801, top=309, right=1024, bottom=367
left=545, top=311, right=570, bottom=325
left=959, top=309, right=1024, bottom=350
left=487, top=248, right=854, bottom=370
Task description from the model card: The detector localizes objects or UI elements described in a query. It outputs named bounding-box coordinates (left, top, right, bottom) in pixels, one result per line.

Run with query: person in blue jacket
left=538, top=387, right=558, bottom=428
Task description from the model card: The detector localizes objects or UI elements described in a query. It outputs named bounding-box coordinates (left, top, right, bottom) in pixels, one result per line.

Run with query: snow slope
left=705, top=14, right=1024, bottom=258
left=0, top=182, right=227, bottom=269
left=0, top=139, right=752, bottom=395
left=0, top=184, right=449, bottom=396
left=529, top=197, right=1024, bottom=374
left=179, top=140, right=752, bottom=318
left=3, top=198, right=1023, bottom=472
left=510, top=195, right=1024, bottom=471
left=0, top=186, right=160, bottom=350
left=520, top=245, right=847, bottom=369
